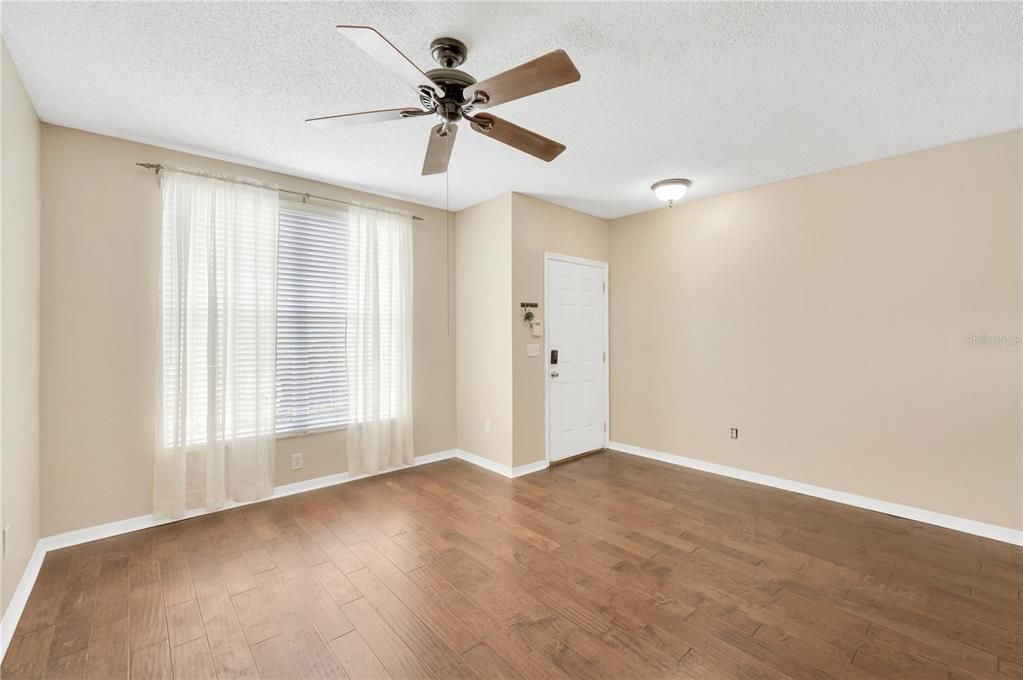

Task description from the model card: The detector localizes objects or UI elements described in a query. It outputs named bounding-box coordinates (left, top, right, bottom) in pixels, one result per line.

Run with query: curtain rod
left=136, top=163, right=424, bottom=221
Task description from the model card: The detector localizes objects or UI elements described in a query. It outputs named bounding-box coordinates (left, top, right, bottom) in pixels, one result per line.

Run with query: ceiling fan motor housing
left=427, top=37, right=479, bottom=113
left=426, top=67, right=477, bottom=113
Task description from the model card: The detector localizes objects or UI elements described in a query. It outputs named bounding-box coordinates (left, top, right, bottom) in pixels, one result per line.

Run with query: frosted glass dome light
left=651, top=179, right=692, bottom=207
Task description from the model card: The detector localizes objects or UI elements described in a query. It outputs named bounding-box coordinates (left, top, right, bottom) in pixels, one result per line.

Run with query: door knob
left=550, top=371, right=559, bottom=378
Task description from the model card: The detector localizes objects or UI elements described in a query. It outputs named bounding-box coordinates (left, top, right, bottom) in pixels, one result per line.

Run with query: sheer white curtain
left=345, top=204, right=414, bottom=475
left=156, top=167, right=279, bottom=518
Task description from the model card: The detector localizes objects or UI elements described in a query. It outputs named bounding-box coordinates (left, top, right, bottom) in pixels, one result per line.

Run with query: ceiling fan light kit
left=651, top=178, right=692, bottom=207
left=307, top=25, right=581, bottom=176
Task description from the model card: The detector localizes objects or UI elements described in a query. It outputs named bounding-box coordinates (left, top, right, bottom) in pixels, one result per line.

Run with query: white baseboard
left=0, top=542, right=46, bottom=660
left=608, top=441, right=1023, bottom=547
left=450, top=449, right=550, bottom=479
left=511, top=459, right=551, bottom=477
left=33, top=447, right=542, bottom=555
left=411, top=450, right=460, bottom=467
left=453, top=449, right=512, bottom=476
left=37, top=449, right=463, bottom=554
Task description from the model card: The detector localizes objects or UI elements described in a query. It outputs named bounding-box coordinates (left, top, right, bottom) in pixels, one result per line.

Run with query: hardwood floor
left=3, top=450, right=1021, bottom=679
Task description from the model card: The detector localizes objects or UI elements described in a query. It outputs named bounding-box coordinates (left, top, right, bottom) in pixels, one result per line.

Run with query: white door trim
left=544, top=252, right=610, bottom=465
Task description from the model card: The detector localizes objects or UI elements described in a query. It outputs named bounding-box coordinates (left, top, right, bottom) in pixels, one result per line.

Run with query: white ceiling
left=2, top=2, right=1020, bottom=219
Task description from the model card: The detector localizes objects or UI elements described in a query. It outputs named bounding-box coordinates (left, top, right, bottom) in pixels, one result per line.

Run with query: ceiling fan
left=307, top=26, right=581, bottom=175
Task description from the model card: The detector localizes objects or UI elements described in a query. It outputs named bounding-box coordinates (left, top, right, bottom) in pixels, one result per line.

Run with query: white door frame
left=544, top=252, right=610, bottom=465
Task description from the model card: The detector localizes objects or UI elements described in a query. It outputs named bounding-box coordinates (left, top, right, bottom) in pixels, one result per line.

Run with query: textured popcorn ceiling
left=2, top=2, right=1019, bottom=218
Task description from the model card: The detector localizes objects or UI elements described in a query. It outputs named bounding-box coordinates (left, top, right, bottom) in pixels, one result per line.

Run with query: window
left=275, top=202, right=349, bottom=434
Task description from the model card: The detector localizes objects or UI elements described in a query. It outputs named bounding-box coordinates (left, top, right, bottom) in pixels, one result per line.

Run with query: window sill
left=275, top=424, right=348, bottom=440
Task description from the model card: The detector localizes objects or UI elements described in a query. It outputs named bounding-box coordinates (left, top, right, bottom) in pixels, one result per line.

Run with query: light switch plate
left=526, top=343, right=540, bottom=357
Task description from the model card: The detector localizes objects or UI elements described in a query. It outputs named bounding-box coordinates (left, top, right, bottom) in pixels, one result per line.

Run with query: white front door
left=547, top=256, right=607, bottom=462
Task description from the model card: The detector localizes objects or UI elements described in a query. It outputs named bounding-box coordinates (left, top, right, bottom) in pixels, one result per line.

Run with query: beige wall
left=610, top=131, right=1023, bottom=530
left=1, top=40, right=42, bottom=614
left=454, top=192, right=609, bottom=469
left=510, top=194, right=609, bottom=467
left=27, top=115, right=1023, bottom=545
left=455, top=193, right=513, bottom=466
left=39, top=125, right=456, bottom=536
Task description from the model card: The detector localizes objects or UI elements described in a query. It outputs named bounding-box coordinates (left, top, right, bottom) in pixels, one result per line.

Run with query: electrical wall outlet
left=291, top=453, right=304, bottom=470
left=484, top=419, right=492, bottom=435
left=730, top=427, right=739, bottom=440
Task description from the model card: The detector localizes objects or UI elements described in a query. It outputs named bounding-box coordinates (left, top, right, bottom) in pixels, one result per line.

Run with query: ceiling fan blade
left=306, top=108, right=422, bottom=130
left=422, top=123, right=458, bottom=175
left=336, top=25, right=438, bottom=95
left=469, top=113, right=565, bottom=162
left=469, top=50, right=580, bottom=109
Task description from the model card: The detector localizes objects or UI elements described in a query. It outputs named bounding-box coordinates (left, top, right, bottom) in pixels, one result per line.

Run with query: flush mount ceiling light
left=651, top=178, right=692, bottom=207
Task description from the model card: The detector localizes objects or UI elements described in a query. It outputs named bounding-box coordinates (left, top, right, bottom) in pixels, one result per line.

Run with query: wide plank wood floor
left=4, top=450, right=1021, bottom=679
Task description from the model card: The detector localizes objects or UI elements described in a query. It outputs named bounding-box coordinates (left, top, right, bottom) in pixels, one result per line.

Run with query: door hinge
left=602, top=351, right=606, bottom=363
left=603, top=421, right=607, bottom=433
left=602, top=282, right=606, bottom=293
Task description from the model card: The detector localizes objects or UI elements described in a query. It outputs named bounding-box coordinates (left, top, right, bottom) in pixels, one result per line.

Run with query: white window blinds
left=275, top=202, right=349, bottom=434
